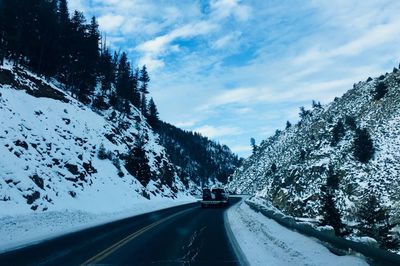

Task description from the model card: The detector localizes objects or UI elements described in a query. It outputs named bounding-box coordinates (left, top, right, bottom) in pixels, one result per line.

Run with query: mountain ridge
left=228, top=65, right=400, bottom=237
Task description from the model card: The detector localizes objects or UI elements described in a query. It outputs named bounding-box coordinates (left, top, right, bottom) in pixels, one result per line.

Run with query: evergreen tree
left=320, top=190, right=345, bottom=236
left=374, top=82, right=388, bottom=100
left=116, top=52, right=131, bottom=103
left=299, top=149, right=306, bottom=161
left=271, top=163, right=277, bottom=173
left=56, top=0, right=71, bottom=84
left=125, top=139, right=152, bottom=186
left=140, top=95, right=148, bottom=116
left=299, top=106, right=311, bottom=119
left=68, top=11, right=97, bottom=102
left=345, top=115, right=357, bottom=131
left=87, top=16, right=100, bottom=72
left=161, top=161, right=175, bottom=188
left=139, top=65, right=150, bottom=94
left=58, top=0, right=70, bottom=25
left=129, top=68, right=141, bottom=108
left=326, top=165, right=339, bottom=190
left=250, top=138, right=257, bottom=153
left=0, top=3, right=4, bottom=65
left=147, top=98, right=159, bottom=128
left=139, top=65, right=150, bottom=113
left=320, top=166, right=344, bottom=236
left=353, top=128, right=374, bottom=163
left=99, top=46, right=114, bottom=95
left=357, top=193, right=398, bottom=249
left=331, top=120, right=345, bottom=146
left=286, top=121, right=292, bottom=129
left=312, top=100, right=321, bottom=108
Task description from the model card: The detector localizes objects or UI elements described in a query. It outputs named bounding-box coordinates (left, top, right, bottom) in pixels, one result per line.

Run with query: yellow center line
left=81, top=207, right=197, bottom=265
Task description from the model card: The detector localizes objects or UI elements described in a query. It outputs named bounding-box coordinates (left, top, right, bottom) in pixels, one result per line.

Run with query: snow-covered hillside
left=0, top=62, right=195, bottom=216
left=156, top=121, right=240, bottom=186
left=229, top=66, right=400, bottom=223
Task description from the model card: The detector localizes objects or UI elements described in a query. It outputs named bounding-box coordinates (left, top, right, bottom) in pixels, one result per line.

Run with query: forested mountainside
left=0, top=0, right=239, bottom=215
left=156, top=121, right=240, bottom=186
left=229, top=65, right=400, bottom=250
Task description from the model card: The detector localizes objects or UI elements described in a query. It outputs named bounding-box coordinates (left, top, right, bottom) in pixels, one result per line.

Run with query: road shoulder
left=225, top=200, right=368, bottom=266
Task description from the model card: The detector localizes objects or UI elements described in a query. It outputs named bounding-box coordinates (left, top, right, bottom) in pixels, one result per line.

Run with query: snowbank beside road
left=226, top=201, right=367, bottom=266
left=0, top=196, right=196, bottom=253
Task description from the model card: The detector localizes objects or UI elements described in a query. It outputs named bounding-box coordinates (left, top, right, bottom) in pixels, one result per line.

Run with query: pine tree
left=67, top=11, right=97, bottom=102
left=0, top=3, right=4, bottom=65
left=250, top=138, right=257, bottom=153
left=116, top=52, right=131, bottom=102
left=312, top=100, right=321, bottom=108
left=345, top=115, right=357, bottom=131
left=125, top=139, right=152, bottom=186
left=320, top=167, right=344, bottom=236
left=299, top=149, right=306, bottom=161
left=357, top=193, right=398, bottom=249
left=271, top=163, right=277, bottom=173
left=374, top=82, right=388, bottom=100
left=139, top=65, right=150, bottom=94
left=299, top=106, right=311, bottom=119
left=57, top=0, right=71, bottom=83
left=138, top=65, right=150, bottom=114
left=147, top=98, right=159, bottom=128
left=161, top=161, right=175, bottom=188
left=129, top=68, right=141, bottom=108
left=320, top=190, right=345, bottom=236
left=87, top=16, right=100, bottom=73
left=286, top=121, right=292, bottom=129
left=331, top=120, right=345, bottom=146
left=326, top=165, right=339, bottom=190
left=58, top=0, right=70, bottom=25
left=353, top=128, right=374, bottom=163
left=99, top=46, right=114, bottom=95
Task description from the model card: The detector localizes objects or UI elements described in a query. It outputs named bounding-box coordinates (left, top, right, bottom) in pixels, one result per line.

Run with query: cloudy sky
left=69, top=0, right=400, bottom=157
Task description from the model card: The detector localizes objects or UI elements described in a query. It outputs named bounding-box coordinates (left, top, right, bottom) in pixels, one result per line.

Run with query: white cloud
left=98, top=14, right=125, bottom=32
left=212, top=32, right=242, bottom=49
left=210, top=0, right=251, bottom=21
left=136, top=21, right=217, bottom=70
left=68, top=0, right=87, bottom=13
left=194, top=125, right=242, bottom=138
left=67, top=0, right=400, bottom=157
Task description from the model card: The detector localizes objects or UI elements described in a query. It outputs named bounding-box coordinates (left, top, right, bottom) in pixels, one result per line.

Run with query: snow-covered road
left=227, top=200, right=368, bottom=266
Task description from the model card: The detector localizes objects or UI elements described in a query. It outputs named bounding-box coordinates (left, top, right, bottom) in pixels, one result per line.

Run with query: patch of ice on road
left=226, top=201, right=368, bottom=266
left=0, top=197, right=196, bottom=253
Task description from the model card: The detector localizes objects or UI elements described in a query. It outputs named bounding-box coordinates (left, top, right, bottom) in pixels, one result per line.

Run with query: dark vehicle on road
left=201, top=187, right=229, bottom=208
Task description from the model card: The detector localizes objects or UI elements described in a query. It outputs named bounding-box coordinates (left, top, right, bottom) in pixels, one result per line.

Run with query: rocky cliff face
left=229, top=66, right=400, bottom=221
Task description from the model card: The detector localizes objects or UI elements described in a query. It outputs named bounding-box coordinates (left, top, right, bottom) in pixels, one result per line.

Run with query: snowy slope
left=0, top=62, right=195, bottom=216
left=227, top=200, right=367, bottom=266
left=228, top=66, right=400, bottom=221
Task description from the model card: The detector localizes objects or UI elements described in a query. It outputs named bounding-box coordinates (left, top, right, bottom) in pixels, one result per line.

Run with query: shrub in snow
left=112, top=157, right=124, bottom=177
left=344, top=115, right=357, bottom=131
left=374, top=82, right=388, bottom=101
left=125, top=140, right=153, bottom=186
left=331, top=120, right=345, bottom=146
left=97, top=144, right=111, bottom=160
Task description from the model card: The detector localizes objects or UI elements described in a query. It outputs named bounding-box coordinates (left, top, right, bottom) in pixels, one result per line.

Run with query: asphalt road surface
left=0, top=197, right=244, bottom=266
